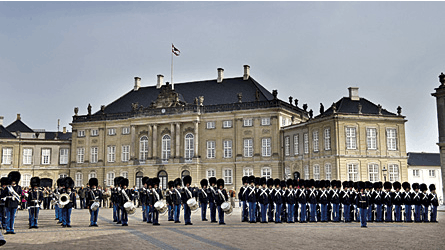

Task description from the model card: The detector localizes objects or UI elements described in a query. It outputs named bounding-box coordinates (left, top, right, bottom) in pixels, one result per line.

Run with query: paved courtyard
left=2, top=206, right=444, bottom=249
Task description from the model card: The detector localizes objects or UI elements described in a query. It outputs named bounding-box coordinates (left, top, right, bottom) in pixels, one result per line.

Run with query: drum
left=154, top=200, right=168, bottom=215
left=91, top=201, right=100, bottom=211
left=186, top=198, right=199, bottom=212
left=221, top=201, right=233, bottom=215
left=124, top=201, right=136, bottom=215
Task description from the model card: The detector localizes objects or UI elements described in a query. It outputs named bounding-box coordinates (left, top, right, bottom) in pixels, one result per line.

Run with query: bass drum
left=221, top=202, right=233, bottom=215
left=91, top=201, right=100, bottom=212
left=186, top=198, right=199, bottom=212
left=124, top=201, right=136, bottom=215
left=154, top=200, right=168, bottom=215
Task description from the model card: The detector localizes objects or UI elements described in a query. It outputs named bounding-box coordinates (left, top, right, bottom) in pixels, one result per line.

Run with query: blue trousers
left=287, top=204, right=294, bottom=222
left=343, top=204, right=350, bottom=222
left=405, top=205, right=412, bottom=222
left=320, top=204, right=327, bottom=222
left=217, top=205, right=225, bottom=224
left=113, top=203, right=119, bottom=221
left=55, top=205, right=62, bottom=222
left=299, top=203, right=306, bottom=222
left=332, top=203, right=340, bottom=222
left=423, top=206, right=429, bottom=222
left=275, top=204, right=282, bottom=223
left=201, top=203, right=207, bottom=221
left=147, top=205, right=152, bottom=223
left=309, top=203, right=316, bottom=222
left=294, top=203, right=298, bottom=222
left=121, top=207, right=128, bottom=225
left=90, top=208, right=99, bottom=225
left=367, top=205, right=373, bottom=221
left=141, top=204, right=147, bottom=221
left=80, top=198, right=86, bottom=209
left=152, top=208, right=159, bottom=224
left=168, top=205, right=174, bottom=220
left=375, top=204, right=382, bottom=222
left=209, top=202, right=217, bottom=222
left=281, top=204, right=286, bottom=222
left=62, top=207, right=72, bottom=226
left=360, top=208, right=367, bottom=227
left=385, top=205, right=392, bottom=222
left=414, top=205, right=421, bottom=222
left=5, top=207, right=17, bottom=232
left=28, top=207, right=39, bottom=227
left=431, top=205, right=437, bottom=222
left=268, top=203, right=274, bottom=222
left=174, top=204, right=181, bottom=222
left=0, top=206, right=6, bottom=228
left=394, top=205, right=402, bottom=222
left=261, top=204, right=268, bottom=222
left=242, top=201, right=248, bottom=221
left=248, top=201, right=256, bottom=222
left=184, top=204, right=191, bottom=224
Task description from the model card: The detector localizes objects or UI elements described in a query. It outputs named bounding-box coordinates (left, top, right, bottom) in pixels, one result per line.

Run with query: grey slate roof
left=0, top=125, right=16, bottom=139
left=98, top=77, right=275, bottom=114
left=407, top=152, right=441, bottom=166
left=44, top=132, right=72, bottom=140
left=6, top=119, right=34, bottom=133
left=318, top=97, right=397, bottom=117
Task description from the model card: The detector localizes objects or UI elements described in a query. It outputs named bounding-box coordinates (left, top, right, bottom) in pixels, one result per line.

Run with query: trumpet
left=59, top=193, right=70, bottom=208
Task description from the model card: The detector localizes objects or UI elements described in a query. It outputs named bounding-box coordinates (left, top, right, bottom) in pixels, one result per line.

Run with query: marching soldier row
left=238, top=176, right=439, bottom=227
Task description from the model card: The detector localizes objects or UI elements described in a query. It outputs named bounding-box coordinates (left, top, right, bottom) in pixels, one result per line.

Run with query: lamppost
left=382, top=166, right=387, bottom=182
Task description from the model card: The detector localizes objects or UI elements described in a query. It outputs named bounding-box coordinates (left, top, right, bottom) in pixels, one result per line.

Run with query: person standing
left=151, top=178, right=163, bottom=226
left=307, top=179, right=317, bottom=223
left=297, top=180, right=307, bottom=223
left=285, top=179, right=295, bottom=223
left=208, top=177, right=218, bottom=223
left=272, top=178, right=282, bottom=224
left=412, top=183, right=422, bottom=222
left=392, top=182, right=403, bottom=222
left=165, top=181, right=175, bottom=221
left=139, top=177, right=149, bottom=222
left=26, top=177, right=43, bottom=229
left=329, top=180, right=340, bottom=222
left=420, top=183, right=430, bottom=222
left=61, top=177, right=76, bottom=228
left=340, top=181, right=351, bottom=223
left=181, top=175, right=194, bottom=225
left=120, top=178, right=132, bottom=226
left=3, top=171, right=22, bottom=234
left=215, top=179, right=228, bottom=225
left=54, top=178, right=64, bottom=224
left=258, top=177, right=269, bottom=223
left=356, top=182, right=369, bottom=228
left=402, top=182, right=413, bottom=222
left=429, top=184, right=438, bottom=223
left=245, top=176, right=257, bottom=223
left=266, top=178, right=275, bottom=222
left=78, top=185, right=86, bottom=209
left=318, top=180, right=329, bottom=222
left=146, top=180, right=154, bottom=224
left=198, top=179, right=209, bottom=221
left=365, top=181, right=374, bottom=222
left=172, top=178, right=182, bottom=223
left=86, top=178, right=102, bottom=227
left=373, top=182, right=383, bottom=222
left=383, top=182, right=393, bottom=222
left=0, top=177, right=8, bottom=229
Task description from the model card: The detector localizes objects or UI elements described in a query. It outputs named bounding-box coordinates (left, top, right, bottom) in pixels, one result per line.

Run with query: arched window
left=206, top=169, right=216, bottom=179
left=158, top=171, right=168, bottom=190
left=313, top=165, right=320, bottom=180
left=75, top=172, right=83, bottom=187
left=135, top=172, right=143, bottom=189
left=261, top=167, right=272, bottom=180
left=121, top=171, right=128, bottom=179
left=88, top=171, right=97, bottom=180
left=181, top=170, right=190, bottom=180
left=162, top=134, right=171, bottom=162
left=184, top=133, right=194, bottom=162
left=243, top=168, right=253, bottom=177
left=139, top=136, right=149, bottom=161
left=325, top=163, right=332, bottom=180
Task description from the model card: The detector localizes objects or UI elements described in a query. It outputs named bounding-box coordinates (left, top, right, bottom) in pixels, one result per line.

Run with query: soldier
left=172, top=178, right=182, bottom=223
left=165, top=181, right=175, bottom=221
left=330, top=180, right=341, bottom=222
left=239, top=176, right=249, bottom=222
left=325, top=180, right=332, bottom=222
left=429, top=184, right=438, bottom=223
left=255, top=177, right=262, bottom=222
left=120, top=178, right=132, bottom=226
left=402, top=182, right=412, bottom=222
left=365, top=181, right=374, bottom=222
left=215, top=179, right=228, bottom=225
left=3, top=171, right=22, bottom=234
left=258, top=177, right=269, bottom=223
left=420, top=183, right=429, bottom=222
left=139, top=177, right=149, bottom=222
left=0, top=177, right=7, bottom=229
left=208, top=177, right=218, bottom=223
left=350, top=181, right=358, bottom=222
left=86, top=178, right=102, bottom=227
left=383, top=182, right=393, bottom=222
left=297, top=179, right=307, bottom=223
left=392, top=181, right=403, bottom=222
left=293, top=179, right=299, bottom=222
left=266, top=178, right=275, bottom=222
left=27, top=177, right=43, bottom=229
left=340, top=181, right=351, bottom=223
left=318, top=180, right=329, bottom=222
left=307, top=179, right=317, bottom=222
left=285, top=179, right=295, bottom=223
left=115, top=177, right=124, bottom=224
left=412, top=183, right=422, bottom=222
left=111, top=177, right=120, bottom=223
left=61, top=177, right=76, bottom=228
left=356, top=181, right=369, bottom=228
left=198, top=179, right=209, bottom=221
left=246, top=176, right=257, bottom=223
left=181, top=175, right=194, bottom=225
left=151, top=178, right=163, bottom=226
left=146, top=179, right=154, bottom=224
left=273, top=179, right=282, bottom=223
left=373, top=182, right=383, bottom=222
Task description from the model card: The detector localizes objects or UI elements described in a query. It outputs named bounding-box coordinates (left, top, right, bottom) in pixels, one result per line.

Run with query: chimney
left=0, top=116, right=3, bottom=126
left=17, top=114, right=21, bottom=120
left=243, top=65, right=250, bottom=80
left=63, top=127, right=67, bottom=134
left=134, top=77, right=141, bottom=91
left=217, top=68, right=224, bottom=83
left=157, top=75, right=164, bottom=89
left=348, top=87, right=359, bottom=101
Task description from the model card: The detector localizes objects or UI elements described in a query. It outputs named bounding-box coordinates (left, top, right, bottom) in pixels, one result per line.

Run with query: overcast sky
left=1, top=2, right=444, bottom=153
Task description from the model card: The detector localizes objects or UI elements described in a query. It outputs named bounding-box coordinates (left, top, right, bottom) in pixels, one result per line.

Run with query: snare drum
left=154, top=200, right=168, bottom=214
left=186, top=198, right=199, bottom=211
left=221, top=201, right=233, bottom=215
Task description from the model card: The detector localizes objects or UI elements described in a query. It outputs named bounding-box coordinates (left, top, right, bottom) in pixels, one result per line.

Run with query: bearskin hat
left=30, top=177, right=40, bottom=188
left=209, top=177, right=217, bottom=186
left=40, top=178, right=52, bottom=188
left=114, top=177, right=120, bottom=186
left=357, top=181, right=365, bottom=191
left=286, top=179, right=293, bottom=187
left=175, top=178, right=182, bottom=187
left=274, top=178, right=281, bottom=187
left=393, top=181, right=401, bottom=190
left=248, top=176, right=255, bottom=184
left=325, top=180, right=331, bottom=188
left=8, top=171, right=21, bottom=184
left=293, top=179, right=299, bottom=188
left=168, top=181, right=175, bottom=189
left=429, top=184, right=436, bottom=192
left=121, top=178, right=129, bottom=187
left=147, top=178, right=153, bottom=187
left=365, top=181, right=372, bottom=189
left=261, top=177, right=267, bottom=186
left=183, top=175, right=192, bottom=186
left=1, top=177, right=11, bottom=186
left=299, top=179, right=305, bottom=187
left=217, top=178, right=224, bottom=188
left=331, top=180, right=337, bottom=188
left=314, top=180, right=320, bottom=189
left=89, top=178, right=98, bottom=187
left=309, top=179, right=315, bottom=188
left=152, top=177, right=160, bottom=187
left=65, top=177, right=74, bottom=189
left=116, top=176, right=125, bottom=187
left=383, top=181, right=392, bottom=190
left=412, top=183, right=419, bottom=190
left=342, top=181, right=349, bottom=189
left=280, top=180, right=286, bottom=188
left=142, top=177, right=149, bottom=185
left=267, top=178, right=274, bottom=187
left=242, top=176, right=249, bottom=184
left=402, top=182, right=411, bottom=190
left=348, top=181, right=353, bottom=189
left=200, top=179, right=208, bottom=188
left=255, top=177, right=261, bottom=186
left=420, top=183, right=427, bottom=192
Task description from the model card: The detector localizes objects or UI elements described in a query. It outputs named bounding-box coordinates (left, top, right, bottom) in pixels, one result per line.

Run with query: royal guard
left=340, top=181, right=351, bottom=222
left=420, top=183, right=429, bottom=222
left=61, top=177, right=76, bottom=228
left=86, top=178, right=102, bottom=227
left=285, top=179, right=295, bottom=223
left=266, top=178, right=275, bottom=222
left=215, top=179, right=228, bottom=225
left=365, top=181, right=374, bottom=222
left=139, top=177, right=149, bottom=222
left=383, top=182, right=393, bottom=222
left=165, top=181, right=175, bottom=221
left=55, top=178, right=65, bottom=224
left=146, top=179, right=154, bottom=224
left=402, top=182, right=412, bottom=222
left=329, top=180, right=340, bottom=222
left=111, top=177, right=121, bottom=223
left=307, top=179, right=317, bottom=222
left=428, top=184, right=438, bottom=222
left=350, top=181, right=358, bottom=222
left=412, top=183, right=422, bottom=222
left=356, top=181, right=369, bottom=228
left=198, top=179, right=209, bottom=221
left=293, top=179, right=299, bottom=222
left=208, top=177, right=218, bottom=223
left=273, top=178, right=282, bottom=223
left=115, top=177, right=124, bottom=224
left=255, top=177, right=262, bottom=222
left=151, top=178, right=163, bottom=226
left=181, top=175, right=194, bottom=225
left=373, top=182, right=383, bottom=222
left=258, top=177, right=269, bottom=223
left=246, top=176, right=257, bottom=223
left=318, top=180, right=329, bottom=222
left=239, top=176, right=249, bottom=222
left=2, top=171, right=22, bottom=234
left=0, top=177, right=8, bottom=229
left=171, top=178, right=182, bottom=223
left=297, top=180, right=307, bottom=223
left=27, top=177, right=43, bottom=229
left=120, top=178, right=132, bottom=226
left=280, top=180, right=288, bottom=223
left=392, top=181, right=403, bottom=222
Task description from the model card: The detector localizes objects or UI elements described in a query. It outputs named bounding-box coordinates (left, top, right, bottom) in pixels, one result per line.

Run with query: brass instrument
left=59, top=193, right=70, bottom=208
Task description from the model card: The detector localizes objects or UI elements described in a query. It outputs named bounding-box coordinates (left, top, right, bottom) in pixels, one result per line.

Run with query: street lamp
left=382, top=166, right=387, bottom=182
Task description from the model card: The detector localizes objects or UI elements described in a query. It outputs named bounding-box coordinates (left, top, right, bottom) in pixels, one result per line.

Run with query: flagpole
left=171, top=44, right=174, bottom=90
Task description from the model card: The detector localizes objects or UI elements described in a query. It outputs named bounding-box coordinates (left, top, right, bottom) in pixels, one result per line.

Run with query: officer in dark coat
left=3, top=171, right=22, bottom=234
left=238, top=176, right=249, bottom=222
left=267, top=178, right=275, bottom=222
left=402, top=182, right=412, bottom=222
left=61, top=177, right=76, bottom=228
left=215, top=179, right=228, bottom=225
left=139, top=177, right=149, bottom=222
left=429, top=184, right=438, bottom=222
left=365, top=181, right=374, bottom=222
left=372, top=182, right=383, bottom=222
left=120, top=178, right=132, bottom=226
left=151, top=178, right=163, bottom=226
left=412, top=183, right=422, bottom=222
left=86, top=178, right=102, bottom=227
left=285, top=179, right=295, bottom=223
left=27, top=177, right=43, bottom=229
left=383, top=182, right=393, bottom=222
left=318, top=180, right=330, bottom=222
left=273, top=179, right=282, bottom=223
left=293, top=179, right=299, bottom=222
left=145, top=179, right=154, bottom=223
left=340, top=181, right=351, bottom=222
left=111, top=177, right=121, bottom=223
left=181, top=175, right=194, bottom=225
left=356, top=181, right=369, bottom=228
left=0, top=177, right=8, bottom=229
left=297, top=180, right=307, bottom=223
left=255, top=177, right=262, bottom=222
left=208, top=177, right=218, bottom=223
left=420, top=183, right=429, bottom=222
left=392, top=181, right=403, bottom=222
left=245, top=176, right=257, bottom=223
left=307, top=179, right=317, bottom=222
left=172, top=178, right=182, bottom=223
left=165, top=181, right=175, bottom=221
left=258, top=177, right=269, bottom=223
left=198, top=179, right=209, bottom=221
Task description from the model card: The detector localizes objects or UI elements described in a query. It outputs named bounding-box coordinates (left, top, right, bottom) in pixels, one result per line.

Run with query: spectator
left=103, top=188, right=111, bottom=208
left=21, top=187, right=29, bottom=210
left=78, top=185, right=86, bottom=209
left=229, top=189, right=236, bottom=208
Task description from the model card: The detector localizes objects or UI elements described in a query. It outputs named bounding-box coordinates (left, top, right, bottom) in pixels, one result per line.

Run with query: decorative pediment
left=161, top=127, right=171, bottom=135
left=158, top=166, right=166, bottom=171
left=181, top=165, right=190, bottom=171
left=151, top=83, right=186, bottom=108
left=184, top=127, right=194, bottom=133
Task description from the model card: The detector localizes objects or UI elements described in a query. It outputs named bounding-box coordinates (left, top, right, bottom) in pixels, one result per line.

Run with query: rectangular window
left=91, top=129, right=99, bottom=136
left=75, top=173, right=83, bottom=187
left=387, top=128, right=397, bottom=151
left=429, top=170, right=436, bottom=177
left=262, top=138, right=271, bottom=157
left=122, top=145, right=130, bottom=162
left=223, top=120, right=232, bottom=128
left=367, top=128, right=377, bottom=150
left=325, top=164, right=332, bottom=180
left=41, top=149, right=51, bottom=165
left=107, top=146, right=116, bottom=163
left=282, top=117, right=287, bottom=127
left=285, top=136, right=290, bottom=156
left=244, top=139, right=253, bottom=157
left=23, top=148, right=33, bottom=165
left=60, top=149, right=69, bottom=165
left=243, top=168, right=254, bottom=176
left=22, top=174, right=31, bottom=187
left=313, top=165, right=320, bottom=180
left=91, top=147, right=98, bottom=163
left=261, top=167, right=271, bottom=179
left=413, top=169, right=420, bottom=177
left=206, top=121, right=216, bottom=129
left=348, top=163, right=359, bottom=181
left=324, top=128, right=331, bottom=150
left=206, top=141, right=215, bottom=159
left=224, top=169, right=233, bottom=184
left=243, top=118, right=253, bottom=127
left=108, top=128, right=116, bottom=136
left=122, top=127, right=130, bottom=135
left=207, top=169, right=216, bottom=179
left=304, top=165, right=309, bottom=179
left=304, top=133, right=309, bottom=154
left=346, top=127, right=357, bottom=149
left=77, top=130, right=85, bottom=137
left=261, top=117, right=270, bottom=126
left=294, top=134, right=299, bottom=155
left=368, top=164, right=379, bottom=182
left=106, top=172, right=115, bottom=186
left=313, top=131, right=319, bottom=152
left=223, top=140, right=232, bottom=158
left=77, top=148, right=85, bottom=163
left=2, top=148, right=12, bottom=164
left=389, top=164, right=399, bottom=181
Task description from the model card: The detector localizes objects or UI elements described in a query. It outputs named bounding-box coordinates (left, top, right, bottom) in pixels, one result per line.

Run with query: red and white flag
left=172, top=44, right=180, bottom=56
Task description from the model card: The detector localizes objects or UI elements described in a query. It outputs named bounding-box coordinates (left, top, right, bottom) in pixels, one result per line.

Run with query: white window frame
left=223, top=140, right=232, bottom=158
left=303, top=133, right=309, bottom=154
left=389, top=164, right=399, bottom=182
left=60, top=148, right=69, bottom=165
left=162, top=134, right=171, bottom=162
left=41, top=148, right=51, bottom=165
left=243, top=167, right=254, bottom=177
left=107, top=145, right=116, bottom=163
left=184, top=133, right=194, bottom=162
left=243, top=118, right=253, bottom=127
left=91, top=147, right=98, bottom=163
left=244, top=139, right=253, bottom=157
left=222, top=120, right=233, bottom=128
left=223, top=168, right=233, bottom=184
left=348, top=163, right=359, bottom=181
left=2, top=148, right=12, bottom=165
left=122, top=127, right=130, bottom=135
left=313, top=131, right=319, bottom=152
left=313, top=165, right=320, bottom=180
left=261, top=117, right=270, bottom=126
left=88, top=171, right=97, bottom=180
left=75, top=172, right=83, bottom=187
left=22, top=174, right=32, bottom=187
left=285, top=136, right=290, bottom=156
left=106, top=172, right=115, bottom=187
left=386, top=128, right=397, bottom=151
left=324, top=128, right=331, bottom=151
left=122, top=145, right=130, bottom=162
left=368, top=163, right=379, bottom=182
left=23, top=148, right=33, bottom=165
left=121, top=171, right=128, bottom=179
left=367, top=128, right=377, bottom=150
left=261, top=167, right=271, bottom=179
left=262, top=138, right=271, bottom=157
left=206, top=121, right=216, bottom=129
left=325, top=163, right=332, bottom=180
left=346, top=127, right=357, bottom=150
left=429, top=170, right=436, bottom=177
left=59, top=173, right=68, bottom=179
left=206, top=169, right=216, bottom=179
left=294, top=134, right=299, bottom=155
left=413, top=169, right=420, bottom=177
left=206, top=141, right=215, bottom=159
left=139, top=136, right=149, bottom=161
left=77, top=147, right=85, bottom=163
left=107, top=128, right=116, bottom=136
left=304, top=165, right=309, bottom=179
left=77, top=130, right=85, bottom=137
left=91, top=129, right=99, bottom=137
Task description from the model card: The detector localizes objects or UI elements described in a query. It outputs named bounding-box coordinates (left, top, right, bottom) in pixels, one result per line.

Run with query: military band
left=86, top=178, right=102, bottom=227
left=26, top=177, right=43, bottom=229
